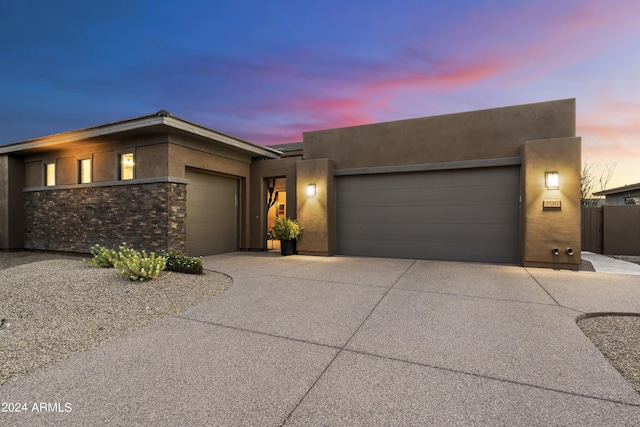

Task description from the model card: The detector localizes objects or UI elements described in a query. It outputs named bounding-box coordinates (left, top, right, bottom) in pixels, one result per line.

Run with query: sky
left=1, top=0, right=639, bottom=189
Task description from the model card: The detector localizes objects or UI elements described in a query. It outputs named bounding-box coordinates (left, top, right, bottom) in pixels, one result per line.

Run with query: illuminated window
left=79, top=158, right=91, bottom=184
left=119, top=152, right=134, bottom=180
left=44, top=162, right=56, bottom=186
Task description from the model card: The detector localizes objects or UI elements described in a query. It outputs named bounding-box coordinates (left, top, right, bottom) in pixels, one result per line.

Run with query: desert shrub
left=162, top=251, right=203, bottom=275
left=113, top=244, right=166, bottom=281
left=116, top=242, right=138, bottom=262
left=84, top=244, right=119, bottom=268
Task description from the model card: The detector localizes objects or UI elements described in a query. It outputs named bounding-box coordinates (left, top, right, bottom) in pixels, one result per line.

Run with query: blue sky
left=2, top=0, right=639, bottom=188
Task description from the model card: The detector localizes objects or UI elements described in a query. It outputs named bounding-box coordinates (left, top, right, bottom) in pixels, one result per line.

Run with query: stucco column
left=296, top=158, right=335, bottom=256
left=521, top=137, right=581, bottom=269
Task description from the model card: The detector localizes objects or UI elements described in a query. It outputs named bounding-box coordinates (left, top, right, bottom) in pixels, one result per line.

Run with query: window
left=119, top=152, right=134, bottom=180
left=44, top=162, right=56, bottom=186
left=79, top=158, right=91, bottom=184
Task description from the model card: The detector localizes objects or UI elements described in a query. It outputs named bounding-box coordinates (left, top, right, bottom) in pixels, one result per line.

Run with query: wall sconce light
left=545, top=172, right=559, bottom=190
left=307, top=184, right=316, bottom=197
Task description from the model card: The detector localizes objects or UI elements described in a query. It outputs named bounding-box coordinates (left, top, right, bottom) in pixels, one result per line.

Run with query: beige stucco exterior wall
left=137, top=144, right=169, bottom=179
left=57, top=156, right=76, bottom=185
left=0, top=155, right=25, bottom=249
left=167, top=142, right=250, bottom=179
left=24, top=161, right=41, bottom=188
left=521, top=137, right=582, bottom=269
left=303, top=99, right=576, bottom=169
left=93, top=150, right=116, bottom=182
left=296, top=159, right=335, bottom=256
left=249, top=157, right=299, bottom=250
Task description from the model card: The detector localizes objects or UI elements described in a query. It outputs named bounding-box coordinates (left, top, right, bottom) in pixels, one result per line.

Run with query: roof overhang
left=594, top=182, right=640, bottom=196
left=0, top=112, right=282, bottom=159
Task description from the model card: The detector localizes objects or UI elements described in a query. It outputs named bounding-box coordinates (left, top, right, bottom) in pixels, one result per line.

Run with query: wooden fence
left=582, top=206, right=640, bottom=255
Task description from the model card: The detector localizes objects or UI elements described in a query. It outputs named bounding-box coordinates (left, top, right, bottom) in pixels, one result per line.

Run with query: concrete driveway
left=2, top=253, right=640, bottom=425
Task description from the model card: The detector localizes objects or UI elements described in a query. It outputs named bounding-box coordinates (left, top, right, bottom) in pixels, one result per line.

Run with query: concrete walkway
left=2, top=253, right=640, bottom=425
left=582, top=251, right=640, bottom=276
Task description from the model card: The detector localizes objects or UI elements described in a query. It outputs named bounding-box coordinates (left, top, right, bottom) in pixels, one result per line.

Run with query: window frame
left=44, top=162, right=56, bottom=187
left=78, top=158, right=91, bottom=184
left=118, top=152, right=135, bottom=181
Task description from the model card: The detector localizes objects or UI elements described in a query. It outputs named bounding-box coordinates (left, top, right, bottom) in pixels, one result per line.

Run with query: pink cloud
left=213, top=0, right=640, bottom=147
left=375, top=1, right=638, bottom=93
left=234, top=96, right=378, bottom=144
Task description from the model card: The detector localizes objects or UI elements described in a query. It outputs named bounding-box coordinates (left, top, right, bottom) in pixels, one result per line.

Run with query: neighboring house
left=0, top=99, right=582, bottom=269
left=594, top=183, right=640, bottom=205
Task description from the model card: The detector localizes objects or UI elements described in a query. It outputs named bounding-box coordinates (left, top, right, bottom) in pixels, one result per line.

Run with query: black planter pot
left=280, top=239, right=296, bottom=256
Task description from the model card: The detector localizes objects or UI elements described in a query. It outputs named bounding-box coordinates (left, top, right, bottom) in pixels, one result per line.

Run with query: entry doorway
left=266, top=177, right=286, bottom=252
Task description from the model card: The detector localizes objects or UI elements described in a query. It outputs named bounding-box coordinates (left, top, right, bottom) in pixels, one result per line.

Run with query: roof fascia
left=162, top=116, right=281, bottom=158
left=0, top=114, right=282, bottom=159
left=0, top=116, right=165, bottom=155
left=594, top=183, right=640, bottom=196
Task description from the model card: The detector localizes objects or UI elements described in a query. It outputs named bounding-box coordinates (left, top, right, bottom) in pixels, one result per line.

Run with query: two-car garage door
left=336, top=167, right=520, bottom=264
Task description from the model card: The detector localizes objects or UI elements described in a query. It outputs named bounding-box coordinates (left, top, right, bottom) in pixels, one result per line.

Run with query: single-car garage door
left=186, top=170, right=238, bottom=256
left=336, top=167, right=520, bottom=264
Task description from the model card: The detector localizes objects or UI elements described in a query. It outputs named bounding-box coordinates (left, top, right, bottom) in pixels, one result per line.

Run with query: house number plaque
left=543, top=200, right=561, bottom=209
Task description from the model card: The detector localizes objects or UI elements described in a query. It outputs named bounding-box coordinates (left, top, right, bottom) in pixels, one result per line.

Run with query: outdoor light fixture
left=545, top=172, right=559, bottom=190
left=307, top=184, right=316, bottom=197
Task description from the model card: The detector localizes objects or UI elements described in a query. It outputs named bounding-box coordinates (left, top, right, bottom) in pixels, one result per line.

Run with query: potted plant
left=273, top=217, right=302, bottom=256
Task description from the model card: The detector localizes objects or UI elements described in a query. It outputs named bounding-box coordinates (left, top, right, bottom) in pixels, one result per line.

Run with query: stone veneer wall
left=24, top=182, right=186, bottom=253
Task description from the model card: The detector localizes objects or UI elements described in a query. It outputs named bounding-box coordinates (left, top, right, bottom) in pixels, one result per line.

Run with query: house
left=0, top=99, right=582, bottom=269
left=594, top=183, right=640, bottom=205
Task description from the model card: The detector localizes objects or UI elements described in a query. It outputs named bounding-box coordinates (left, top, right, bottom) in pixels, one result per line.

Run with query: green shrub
left=84, top=244, right=119, bottom=268
left=273, top=217, right=302, bottom=240
left=114, top=246, right=166, bottom=281
left=162, top=251, right=203, bottom=275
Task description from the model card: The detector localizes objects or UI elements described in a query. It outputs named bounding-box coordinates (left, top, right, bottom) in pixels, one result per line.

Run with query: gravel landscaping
left=612, top=255, right=640, bottom=267
left=0, top=251, right=231, bottom=386
left=578, top=315, right=640, bottom=394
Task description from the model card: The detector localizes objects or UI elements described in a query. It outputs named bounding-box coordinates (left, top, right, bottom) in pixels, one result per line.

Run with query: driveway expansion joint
left=279, top=273, right=395, bottom=289
left=391, top=286, right=567, bottom=309
left=280, top=259, right=418, bottom=425
left=340, top=348, right=640, bottom=409
left=172, top=314, right=343, bottom=351
left=525, top=267, right=563, bottom=306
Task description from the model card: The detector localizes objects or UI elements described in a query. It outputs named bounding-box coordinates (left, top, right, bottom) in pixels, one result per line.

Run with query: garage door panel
left=339, top=239, right=516, bottom=263
left=338, top=223, right=518, bottom=245
left=190, top=206, right=236, bottom=223
left=339, top=167, right=517, bottom=192
left=339, top=185, right=519, bottom=208
left=338, top=205, right=518, bottom=225
left=336, top=167, right=520, bottom=264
